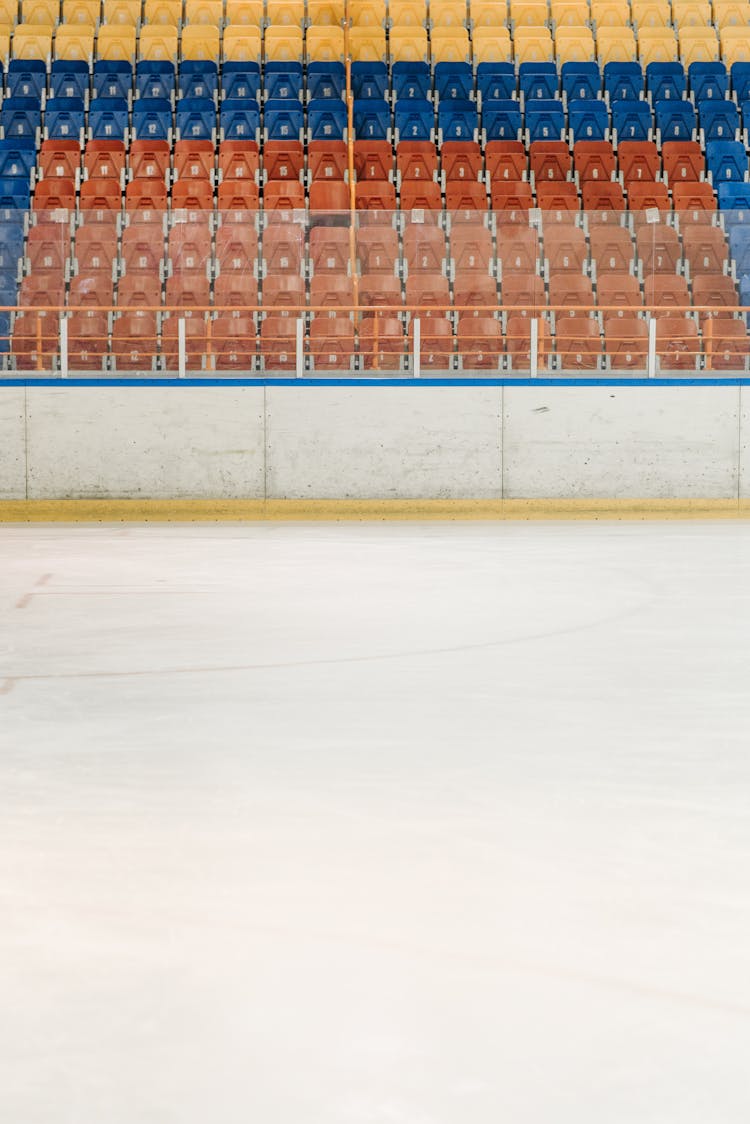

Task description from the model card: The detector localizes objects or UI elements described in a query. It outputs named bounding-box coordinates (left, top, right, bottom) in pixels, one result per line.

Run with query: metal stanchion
left=647, top=315, right=657, bottom=378
left=295, top=316, right=304, bottom=378
left=59, top=314, right=68, bottom=379
left=177, top=317, right=186, bottom=379
left=530, top=317, right=539, bottom=378
left=413, top=316, right=421, bottom=378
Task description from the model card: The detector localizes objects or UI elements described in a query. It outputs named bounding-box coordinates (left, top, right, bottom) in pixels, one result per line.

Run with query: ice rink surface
left=1, top=520, right=749, bottom=1124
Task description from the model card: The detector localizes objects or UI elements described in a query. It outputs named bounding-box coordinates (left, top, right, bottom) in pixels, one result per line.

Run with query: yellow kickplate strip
left=1, top=499, right=750, bottom=522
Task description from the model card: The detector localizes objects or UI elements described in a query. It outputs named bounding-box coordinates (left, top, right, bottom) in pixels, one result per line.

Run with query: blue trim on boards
left=4, top=377, right=750, bottom=388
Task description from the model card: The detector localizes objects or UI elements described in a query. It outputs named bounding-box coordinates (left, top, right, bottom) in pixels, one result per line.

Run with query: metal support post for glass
left=413, top=317, right=421, bottom=379
left=295, top=317, right=304, bottom=378
left=530, top=317, right=539, bottom=379
left=59, top=314, right=68, bottom=379
left=177, top=317, right=186, bottom=379
left=647, top=315, right=657, bottom=378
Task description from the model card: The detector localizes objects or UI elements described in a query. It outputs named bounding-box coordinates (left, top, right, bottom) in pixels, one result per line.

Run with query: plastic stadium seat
left=612, top=100, right=652, bottom=142
left=572, top=140, right=615, bottom=183
left=400, top=180, right=442, bottom=209
left=717, top=183, right=750, bottom=209
left=561, top=62, right=601, bottom=101
left=646, top=61, right=686, bottom=102
left=453, top=271, right=497, bottom=314
left=476, top=63, right=516, bottom=102
left=556, top=317, right=602, bottom=369
left=263, top=141, right=304, bottom=182
left=161, top=311, right=208, bottom=371
left=644, top=273, right=690, bottom=314
left=172, top=179, right=214, bottom=209
left=438, top=101, right=478, bottom=143
left=79, top=175, right=122, bottom=208
left=390, top=29, right=429, bottom=65
left=582, top=180, right=627, bottom=210
left=598, top=273, right=643, bottom=321
left=719, top=27, right=750, bottom=68
left=176, top=98, right=216, bottom=141
left=689, top=61, right=728, bottom=101
left=166, top=269, right=210, bottom=309
left=496, top=227, right=540, bottom=273
left=220, top=62, right=261, bottom=101
left=450, top=224, right=494, bottom=272
left=357, top=179, right=398, bottom=209
left=212, top=312, right=257, bottom=371
left=568, top=100, right=610, bottom=142
left=309, top=316, right=356, bottom=372
left=731, top=61, right=750, bottom=102
left=638, top=29, right=679, bottom=68
left=132, top=99, right=173, bottom=143
left=348, top=28, right=387, bottom=62
left=1, top=97, right=42, bottom=142
left=97, top=26, right=137, bottom=63
left=258, top=314, right=295, bottom=370
left=0, top=177, right=31, bottom=208
left=431, top=28, right=471, bottom=65
left=111, top=310, right=159, bottom=370
left=126, top=178, right=168, bottom=209
left=49, top=59, right=89, bottom=101
left=179, top=60, right=218, bottom=100
left=120, top=224, right=163, bottom=274
left=662, top=140, right=703, bottom=182
left=544, top=223, right=588, bottom=273
left=34, top=177, right=76, bottom=209
left=604, top=316, right=648, bottom=367
left=445, top=181, right=486, bottom=211
left=536, top=181, right=579, bottom=210
left=627, top=181, right=670, bottom=209
left=263, top=100, right=304, bottom=144
left=703, top=317, right=748, bottom=369
left=729, top=225, right=750, bottom=273
left=518, top=63, right=558, bottom=101
left=491, top=180, right=534, bottom=212
left=656, top=315, right=700, bottom=369
left=603, top=62, right=644, bottom=101
left=173, top=140, right=213, bottom=183
left=706, top=140, right=748, bottom=182
left=514, top=28, right=554, bottom=66
left=683, top=225, right=729, bottom=274
left=310, top=274, right=352, bottom=312
left=655, top=100, right=696, bottom=143
left=7, top=60, right=47, bottom=100
left=307, top=141, right=347, bottom=183
left=354, top=140, right=393, bottom=181
left=402, top=223, right=447, bottom=274
left=27, top=223, right=70, bottom=273
left=135, top=61, right=175, bottom=101
left=308, top=227, right=349, bottom=274
left=636, top=224, right=682, bottom=273
left=482, top=101, right=523, bottom=142
left=441, top=141, right=483, bottom=184
left=0, top=139, right=37, bottom=180
left=525, top=101, right=565, bottom=144
left=390, top=62, right=429, bottom=102
left=673, top=0, right=711, bottom=26
left=679, top=28, right=719, bottom=68
left=353, top=99, right=390, bottom=142
left=394, top=100, right=434, bottom=143
left=505, top=312, right=550, bottom=369
left=215, top=224, right=256, bottom=272
left=396, top=141, right=437, bottom=184
left=88, top=98, right=129, bottom=141
left=408, top=316, right=454, bottom=370
left=632, top=0, right=670, bottom=25
left=597, top=28, right=637, bottom=66
left=549, top=273, right=594, bottom=317
left=485, top=140, right=527, bottom=182
left=69, top=270, right=113, bottom=307
left=308, top=100, right=347, bottom=142
left=590, top=224, right=635, bottom=272
left=351, top=61, right=388, bottom=100
left=699, top=100, right=739, bottom=141
left=472, top=28, right=512, bottom=65
left=357, top=225, right=399, bottom=273
left=502, top=271, right=546, bottom=312
left=222, top=27, right=263, bottom=64
left=457, top=315, right=503, bottom=370
left=90, top=63, right=130, bottom=104
left=555, top=27, right=596, bottom=65
left=262, top=224, right=304, bottom=273
left=359, top=315, right=405, bottom=371
left=220, top=100, right=261, bottom=142
left=619, top=141, right=660, bottom=183
left=40, top=139, right=81, bottom=179
left=309, top=180, right=350, bottom=212
left=307, top=62, right=346, bottom=100
left=263, top=180, right=305, bottom=209
left=358, top=273, right=402, bottom=313
left=62, top=0, right=100, bottom=22
left=130, top=140, right=171, bottom=180
left=434, top=62, right=473, bottom=101
left=551, top=0, right=591, bottom=22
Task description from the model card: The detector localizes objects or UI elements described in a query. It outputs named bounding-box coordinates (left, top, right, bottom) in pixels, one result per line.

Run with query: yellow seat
left=429, top=0, right=467, bottom=26
left=349, top=0, right=385, bottom=25
left=222, top=24, right=262, bottom=58
left=102, top=0, right=140, bottom=24
left=225, top=0, right=263, bottom=23
left=472, top=24, right=512, bottom=59
left=550, top=0, right=591, bottom=26
left=590, top=0, right=630, bottom=25
left=12, top=23, right=53, bottom=59
left=510, top=0, right=550, bottom=24
left=555, top=25, right=595, bottom=59
left=138, top=24, right=177, bottom=60
left=306, top=25, right=344, bottom=59
left=307, top=0, right=344, bottom=24
left=672, top=0, right=710, bottom=24
left=470, top=0, right=509, bottom=25
left=720, top=23, right=750, bottom=62
left=0, top=0, right=16, bottom=27
left=679, top=25, right=718, bottom=61
left=266, top=0, right=305, bottom=25
left=389, top=26, right=428, bottom=60
left=21, top=0, right=59, bottom=24
left=632, top=0, right=671, bottom=26
left=181, top=23, right=219, bottom=58
left=96, top=23, right=135, bottom=58
left=61, top=0, right=99, bottom=25
left=597, top=24, right=636, bottom=59
left=55, top=22, right=94, bottom=58
left=431, top=26, right=470, bottom=61
left=514, top=25, right=554, bottom=61
left=143, top=0, right=181, bottom=24
left=713, top=0, right=750, bottom=26
left=638, top=26, right=678, bottom=63
left=348, top=26, right=386, bottom=58
left=388, top=0, right=426, bottom=26
left=185, top=0, right=222, bottom=23
left=0, top=22, right=10, bottom=60
left=264, top=25, right=303, bottom=60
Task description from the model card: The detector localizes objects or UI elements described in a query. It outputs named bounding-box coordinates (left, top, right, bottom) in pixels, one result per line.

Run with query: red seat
left=408, top=316, right=454, bottom=369
left=122, top=223, right=166, bottom=272
left=309, top=179, right=350, bottom=212
left=354, top=140, right=393, bottom=182
left=262, top=224, right=304, bottom=273
left=453, top=271, right=497, bottom=314
left=129, top=140, right=171, bottom=181
left=682, top=224, right=728, bottom=275
left=74, top=218, right=118, bottom=273
left=703, top=318, right=748, bottom=371
left=627, top=181, right=670, bottom=211
left=308, top=140, right=348, bottom=181
left=84, top=140, right=126, bottom=181
left=69, top=272, right=113, bottom=307
left=549, top=273, right=595, bottom=317
left=399, top=180, right=441, bottom=210
left=556, top=317, right=602, bottom=370
left=445, top=181, right=487, bottom=211
left=530, top=140, right=571, bottom=183
left=357, top=225, right=399, bottom=273
left=450, top=224, right=493, bottom=272
left=161, top=310, right=208, bottom=370
left=490, top=180, right=533, bottom=211
left=441, top=141, right=482, bottom=182
left=262, top=273, right=306, bottom=311
left=618, top=141, right=660, bottom=185
left=213, top=311, right=257, bottom=369
left=403, top=223, right=447, bottom=272
left=644, top=274, right=691, bottom=316
left=34, top=178, right=76, bottom=211
left=263, top=141, right=304, bottom=182
left=359, top=314, right=405, bottom=369
left=662, top=141, right=703, bottom=184
left=672, top=182, right=716, bottom=214
left=310, top=273, right=351, bottom=310
left=544, top=223, right=588, bottom=274
left=657, top=315, right=700, bottom=370
left=20, top=271, right=66, bottom=309
left=39, top=139, right=80, bottom=179
left=166, top=270, right=210, bottom=308
left=12, top=302, right=60, bottom=369
left=260, top=314, right=297, bottom=370
left=174, top=140, right=214, bottom=181
left=218, top=140, right=260, bottom=182
left=597, top=273, right=643, bottom=323
left=126, top=179, right=168, bottom=210
left=216, top=223, right=257, bottom=272
left=67, top=310, right=109, bottom=370
left=536, top=181, right=579, bottom=211
left=573, top=141, right=615, bottom=183
left=263, top=180, right=305, bottom=209
left=79, top=176, right=122, bottom=210
left=214, top=272, right=258, bottom=308
left=309, top=226, right=350, bottom=273
left=309, top=314, right=355, bottom=370
left=485, top=140, right=526, bottom=183
left=636, top=224, right=682, bottom=274
left=111, top=310, right=158, bottom=370
left=505, top=312, right=550, bottom=369
left=692, top=274, right=738, bottom=321
left=172, top=179, right=214, bottom=209
left=27, top=222, right=69, bottom=273
left=396, top=141, right=438, bottom=183
left=497, top=226, right=540, bottom=273
left=502, top=272, right=546, bottom=313
left=217, top=179, right=260, bottom=210
left=356, top=180, right=398, bottom=211
left=457, top=315, right=503, bottom=369
left=405, top=274, right=451, bottom=315
left=581, top=180, right=626, bottom=211
left=117, top=273, right=162, bottom=307
left=589, top=224, right=634, bottom=273
left=359, top=273, right=402, bottom=313
left=604, top=315, right=648, bottom=368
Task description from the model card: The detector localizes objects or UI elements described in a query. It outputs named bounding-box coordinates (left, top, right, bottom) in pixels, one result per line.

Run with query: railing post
left=647, top=315, right=657, bottom=378
left=530, top=317, right=539, bottom=379
left=295, top=316, right=304, bottom=378
left=413, top=316, right=421, bottom=378
left=59, top=313, right=68, bottom=379
left=177, top=316, right=186, bottom=379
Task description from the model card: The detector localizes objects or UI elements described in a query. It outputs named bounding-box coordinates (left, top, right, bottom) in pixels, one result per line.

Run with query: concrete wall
left=1, top=382, right=748, bottom=501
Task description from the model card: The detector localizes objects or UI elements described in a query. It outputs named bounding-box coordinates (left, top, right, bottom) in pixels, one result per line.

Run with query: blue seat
left=718, top=182, right=750, bottom=209
left=435, top=62, right=473, bottom=101
left=132, top=97, right=172, bottom=140
left=88, top=97, right=129, bottom=140
left=7, top=59, right=47, bottom=100
left=219, top=98, right=260, bottom=140
left=655, top=99, right=696, bottom=141
left=482, top=99, right=522, bottom=140
left=438, top=98, right=478, bottom=141
left=0, top=179, right=30, bottom=209
left=307, top=61, right=346, bottom=100
left=519, top=62, right=558, bottom=100
left=135, top=60, right=175, bottom=101
left=0, top=220, right=24, bottom=274
left=731, top=61, right=750, bottom=103
left=688, top=61, right=728, bottom=103
left=0, top=139, right=35, bottom=181
left=525, top=99, right=565, bottom=142
left=263, top=99, right=304, bottom=140
left=646, top=62, right=686, bottom=103
left=612, top=99, right=652, bottom=141
left=476, top=62, right=515, bottom=101
left=93, top=60, right=132, bottom=100
left=0, top=97, right=42, bottom=141
left=220, top=61, right=260, bottom=101
left=392, top=61, right=430, bottom=101
left=264, top=62, right=303, bottom=101
left=50, top=60, right=90, bottom=100
left=178, top=61, right=218, bottom=100
left=351, top=61, right=388, bottom=100
left=394, top=98, right=434, bottom=141
left=45, top=97, right=85, bottom=141
left=603, top=61, right=644, bottom=102
left=699, top=100, right=739, bottom=141
left=740, top=273, right=750, bottom=314
left=568, top=98, right=609, bottom=141
left=353, top=98, right=390, bottom=139
left=0, top=274, right=17, bottom=348
left=707, top=140, right=748, bottom=183
left=175, top=97, right=216, bottom=140
left=308, top=98, right=347, bottom=140
left=741, top=99, right=750, bottom=137
left=729, top=224, right=750, bottom=274
left=561, top=62, right=601, bottom=101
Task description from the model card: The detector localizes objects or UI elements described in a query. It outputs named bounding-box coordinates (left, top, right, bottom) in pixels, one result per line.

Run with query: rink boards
left=2, top=380, right=750, bottom=512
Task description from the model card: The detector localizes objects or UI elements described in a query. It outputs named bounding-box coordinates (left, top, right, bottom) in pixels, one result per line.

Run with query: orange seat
left=129, top=140, right=171, bottom=180
left=120, top=224, right=164, bottom=273
left=485, top=140, right=527, bottom=183
left=618, top=141, right=660, bottom=185
left=34, top=178, right=76, bottom=210
left=111, top=310, right=158, bottom=370
left=358, top=273, right=402, bottom=313
left=84, top=140, right=126, bottom=181
left=581, top=181, right=626, bottom=212
left=215, top=223, right=257, bottom=271
left=40, top=139, right=81, bottom=179
left=399, top=180, right=441, bottom=209
left=536, top=181, right=579, bottom=211
left=357, top=225, right=399, bottom=273
left=644, top=274, right=691, bottom=315
left=69, top=272, right=114, bottom=307
left=490, top=180, right=534, bottom=211
left=174, top=140, right=214, bottom=181
left=445, top=180, right=487, bottom=211
left=450, top=224, right=494, bottom=272
left=530, top=140, right=571, bottom=183
left=309, top=227, right=350, bottom=273
left=218, top=140, right=260, bottom=182
left=502, top=272, right=547, bottom=312
left=405, top=274, right=451, bottom=315
left=217, top=179, right=260, bottom=210
left=213, top=312, right=258, bottom=370
left=662, top=141, right=703, bottom=184
left=308, top=140, right=348, bottom=181
left=549, top=273, right=595, bottom=316
left=66, top=310, right=109, bottom=370
left=544, top=224, right=588, bottom=274
left=262, top=224, right=304, bottom=273
left=359, top=315, right=405, bottom=370
left=672, top=182, right=716, bottom=212
left=403, top=223, right=448, bottom=272
left=117, top=272, right=162, bottom=306
left=703, top=317, right=747, bottom=370
left=309, top=314, right=356, bottom=370
left=656, top=315, right=700, bottom=370
left=682, top=225, right=728, bottom=275
left=19, top=272, right=66, bottom=312
left=590, top=224, right=634, bottom=273
left=214, top=272, right=259, bottom=308
left=505, top=312, right=550, bottom=368
left=604, top=315, right=648, bottom=368
left=692, top=274, right=738, bottom=320
left=441, top=140, right=482, bottom=182
left=165, top=270, right=210, bottom=308
left=161, top=311, right=208, bottom=370
left=263, top=180, right=305, bottom=209
left=172, top=179, right=214, bottom=209
left=74, top=219, right=118, bottom=272
left=597, top=273, right=643, bottom=322
left=396, top=141, right=438, bottom=183
left=262, top=273, right=306, bottom=311
left=126, top=178, right=168, bottom=209
left=168, top=223, right=210, bottom=271
left=354, top=140, right=393, bottom=181
left=408, top=316, right=454, bottom=369
left=263, top=141, right=304, bottom=182
left=27, top=223, right=70, bottom=273
left=457, top=315, right=503, bottom=369
left=260, top=314, right=297, bottom=370
left=627, top=181, right=670, bottom=210
left=497, top=227, right=541, bottom=272
left=453, top=271, right=498, bottom=313
left=556, top=317, right=602, bottom=369
left=636, top=225, right=682, bottom=274
left=309, top=180, right=350, bottom=212
left=356, top=180, right=398, bottom=210
left=573, top=141, right=616, bottom=183
left=310, top=273, right=351, bottom=310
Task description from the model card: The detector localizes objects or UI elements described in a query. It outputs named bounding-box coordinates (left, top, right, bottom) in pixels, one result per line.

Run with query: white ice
left=1, top=520, right=749, bottom=1124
